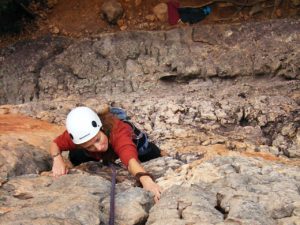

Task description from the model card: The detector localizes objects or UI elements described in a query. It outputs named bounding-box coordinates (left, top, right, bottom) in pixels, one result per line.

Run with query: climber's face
left=79, top=131, right=108, bottom=153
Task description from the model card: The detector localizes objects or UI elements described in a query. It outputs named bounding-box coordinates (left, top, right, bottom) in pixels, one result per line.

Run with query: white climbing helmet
left=66, top=106, right=102, bottom=144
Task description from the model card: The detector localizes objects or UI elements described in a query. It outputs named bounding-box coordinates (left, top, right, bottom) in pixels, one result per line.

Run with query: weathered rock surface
left=1, top=147, right=299, bottom=225
left=0, top=115, right=299, bottom=225
left=0, top=19, right=300, bottom=225
left=2, top=75, right=299, bottom=159
left=152, top=156, right=300, bottom=225
left=0, top=19, right=299, bottom=104
left=0, top=114, right=63, bottom=185
left=1, top=19, right=299, bottom=159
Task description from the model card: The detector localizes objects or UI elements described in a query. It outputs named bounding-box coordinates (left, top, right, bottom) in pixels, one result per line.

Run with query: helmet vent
left=69, top=133, right=74, bottom=140
left=92, top=121, right=98, bottom=127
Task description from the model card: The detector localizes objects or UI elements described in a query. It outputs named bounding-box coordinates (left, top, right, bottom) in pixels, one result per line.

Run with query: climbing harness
left=108, top=163, right=116, bottom=225
left=110, top=107, right=150, bottom=156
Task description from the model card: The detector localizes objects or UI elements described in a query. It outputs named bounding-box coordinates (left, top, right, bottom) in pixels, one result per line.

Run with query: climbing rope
left=109, top=163, right=116, bottom=225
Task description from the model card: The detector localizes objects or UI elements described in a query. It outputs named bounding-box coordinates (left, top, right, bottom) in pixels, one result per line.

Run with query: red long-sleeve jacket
left=54, top=118, right=138, bottom=167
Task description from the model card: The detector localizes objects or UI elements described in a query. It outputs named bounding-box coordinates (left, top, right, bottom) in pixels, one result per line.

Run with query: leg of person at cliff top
left=138, top=142, right=161, bottom=162
left=178, top=7, right=208, bottom=24
left=68, top=149, right=98, bottom=166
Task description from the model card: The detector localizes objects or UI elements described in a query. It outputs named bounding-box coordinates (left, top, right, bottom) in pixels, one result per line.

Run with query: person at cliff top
left=50, top=106, right=162, bottom=202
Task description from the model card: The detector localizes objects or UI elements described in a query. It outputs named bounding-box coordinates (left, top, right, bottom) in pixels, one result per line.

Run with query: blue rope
left=109, top=163, right=116, bottom=225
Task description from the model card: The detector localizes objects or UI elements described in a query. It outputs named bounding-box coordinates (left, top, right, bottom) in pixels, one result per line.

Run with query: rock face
left=0, top=19, right=299, bottom=104
left=0, top=114, right=64, bottom=185
left=1, top=134, right=300, bottom=225
left=0, top=19, right=300, bottom=225
left=152, top=156, right=300, bottom=225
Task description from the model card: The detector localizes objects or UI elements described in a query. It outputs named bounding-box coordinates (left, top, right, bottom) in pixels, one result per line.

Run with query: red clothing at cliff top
left=54, top=118, right=139, bottom=167
left=167, top=0, right=180, bottom=25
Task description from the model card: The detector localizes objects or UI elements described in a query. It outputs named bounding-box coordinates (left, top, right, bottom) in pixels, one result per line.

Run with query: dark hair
left=98, top=110, right=115, bottom=137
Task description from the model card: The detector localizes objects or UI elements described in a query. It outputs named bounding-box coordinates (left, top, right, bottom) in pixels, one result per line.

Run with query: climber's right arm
left=50, top=141, right=68, bottom=177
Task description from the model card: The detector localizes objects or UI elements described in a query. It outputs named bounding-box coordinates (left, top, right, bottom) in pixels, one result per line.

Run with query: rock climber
left=49, top=106, right=162, bottom=203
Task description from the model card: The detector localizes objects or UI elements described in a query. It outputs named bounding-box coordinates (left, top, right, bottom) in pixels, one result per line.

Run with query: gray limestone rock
left=146, top=185, right=223, bottom=225
left=0, top=135, right=51, bottom=182
left=1, top=18, right=300, bottom=225
left=1, top=174, right=110, bottom=225
left=101, top=187, right=154, bottom=225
